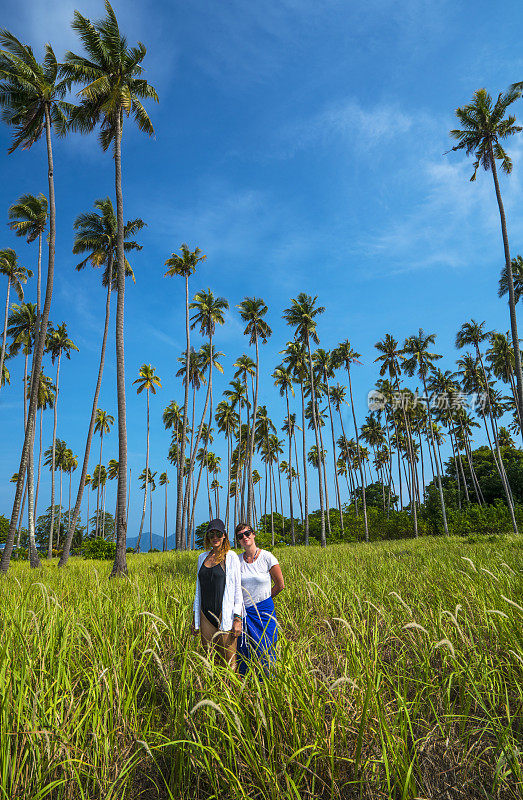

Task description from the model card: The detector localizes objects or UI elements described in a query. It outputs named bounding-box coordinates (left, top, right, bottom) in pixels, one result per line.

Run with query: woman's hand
left=232, top=617, right=242, bottom=638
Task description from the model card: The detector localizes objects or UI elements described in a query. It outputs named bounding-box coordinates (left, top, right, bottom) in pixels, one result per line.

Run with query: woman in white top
left=191, top=519, right=243, bottom=670
left=235, top=522, right=284, bottom=675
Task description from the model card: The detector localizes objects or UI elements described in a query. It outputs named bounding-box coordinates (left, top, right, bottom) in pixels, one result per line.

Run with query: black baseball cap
left=206, top=519, right=226, bottom=535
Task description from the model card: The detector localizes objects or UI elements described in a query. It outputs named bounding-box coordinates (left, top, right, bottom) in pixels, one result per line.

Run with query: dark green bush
left=82, top=538, right=116, bottom=560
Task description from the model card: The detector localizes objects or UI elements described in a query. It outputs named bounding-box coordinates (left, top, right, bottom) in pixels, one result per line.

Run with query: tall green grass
left=0, top=537, right=521, bottom=799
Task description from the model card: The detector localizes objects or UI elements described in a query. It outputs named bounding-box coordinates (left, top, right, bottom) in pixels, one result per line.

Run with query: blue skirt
left=237, top=596, right=278, bottom=676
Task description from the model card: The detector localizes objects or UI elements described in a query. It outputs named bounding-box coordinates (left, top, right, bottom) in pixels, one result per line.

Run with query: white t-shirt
left=239, top=549, right=279, bottom=607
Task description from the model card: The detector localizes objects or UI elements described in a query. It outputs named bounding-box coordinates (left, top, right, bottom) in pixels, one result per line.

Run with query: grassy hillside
left=0, top=536, right=521, bottom=799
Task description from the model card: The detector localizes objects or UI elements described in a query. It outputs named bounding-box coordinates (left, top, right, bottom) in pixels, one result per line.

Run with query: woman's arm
left=269, top=564, right=284, bottom=598
left=229, top=553, right=243, bottom=637
left=191, top=552, right=204, bottom=632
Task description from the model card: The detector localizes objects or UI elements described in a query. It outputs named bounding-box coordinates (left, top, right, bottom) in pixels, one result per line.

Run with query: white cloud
left=363, top=136, right=523, bottom=274
left=279, top=98, right=419, bottom=157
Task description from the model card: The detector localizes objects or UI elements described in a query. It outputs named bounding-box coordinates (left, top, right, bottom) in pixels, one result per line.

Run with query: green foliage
left=81, top=538, right=116, bottom=560
left=35, top=506, right=69, bottom=550
left=194, top=520, right=209, bottom=550
left=0, top=514, right=8, bottom=545
left=87, top=511, right=115, bottom=541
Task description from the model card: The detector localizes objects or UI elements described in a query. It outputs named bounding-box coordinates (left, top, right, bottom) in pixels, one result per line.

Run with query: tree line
left=1, top=4, right=522, bottom=575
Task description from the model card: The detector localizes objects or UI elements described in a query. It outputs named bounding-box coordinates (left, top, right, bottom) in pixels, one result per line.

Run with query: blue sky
left=1, top=0, right=523, bottom=538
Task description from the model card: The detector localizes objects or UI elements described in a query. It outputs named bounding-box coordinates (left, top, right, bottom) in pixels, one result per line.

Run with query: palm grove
left=1, top=5, right=523, bottom=576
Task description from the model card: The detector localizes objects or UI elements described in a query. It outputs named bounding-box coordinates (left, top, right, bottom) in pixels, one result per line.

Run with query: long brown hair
left=204, top=530, right=230, bottom=565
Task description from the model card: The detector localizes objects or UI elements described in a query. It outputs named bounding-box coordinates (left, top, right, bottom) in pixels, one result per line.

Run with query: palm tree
left=93, top=409, right=114, bottom=537
left=487, top=331, right=522, bottom=431
left=8, top=193, right=47, bottom=329
left=0, top=30, right=71, bottom=573
left=334, top=340, right=370, bottom=542
left=273, top=365, right=296, bottom=544
left=133, top=364, right=162, bottom=551
left=403, top=329, right=449, bottom=535
left=107, top=459, right=119, bottom=541
left=148, top=470, right=157, bottom=551
left=186, top=291, right=227, bottom=547
left=65, top=450, right=78, bottom=530
left=450, top=87, right=523, bottom=432
left=215, top=399, right=238, bottom=529
left=7, top=303, right=38, bottom=424
left=44, top=439, right=68, bottom=552
left=224, top=378, right=249, bottom=526
left=374, top=334, right=418, bottom=536
left=499, top=255, right=523, bottom=305
left=159, top=471, right=169, bottom=551
left=33, top=371, right=55, bottom=524
left=1, top=360, right=9, bottom=388
left=84, top=474, right=91, bottom=537
left=282, top=341, right=310, bottom=543
left=237, top=298, right=272, bottom=524
left=165, top=244, right=206, bottom=549
left=0, top=249, right=32, bottom=392
left=456, top=321, right=517, bottom=532
left=60, top=199, right=144, bottom=566
left=91, top=463, right=108, bottom=539
left=283, top=294, right=326, bottom=547
left=314, top=349, right=345, bottom=534
left=46, top=323, right=78, bottom=556
left=63, top=1, right=158, bottom=576
left=233, top=353, right=256, bottom=516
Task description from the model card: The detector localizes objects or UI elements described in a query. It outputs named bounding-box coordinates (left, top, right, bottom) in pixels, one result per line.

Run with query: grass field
left=0, top=536, right=521, bottom=799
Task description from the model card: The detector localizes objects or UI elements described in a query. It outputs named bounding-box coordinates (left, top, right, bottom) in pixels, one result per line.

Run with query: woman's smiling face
left=236, top=526, right=254, bottom=549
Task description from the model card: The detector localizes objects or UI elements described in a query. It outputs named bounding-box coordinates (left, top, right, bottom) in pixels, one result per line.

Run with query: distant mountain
left=125, top=532, right=176, bottom=552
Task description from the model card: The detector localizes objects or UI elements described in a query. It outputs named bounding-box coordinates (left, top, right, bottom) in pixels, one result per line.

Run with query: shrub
left=82, top=539, right=116, bottom=560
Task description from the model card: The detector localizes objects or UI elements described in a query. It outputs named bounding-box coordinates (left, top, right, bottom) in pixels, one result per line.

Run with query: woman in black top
left=191, top=519, right=242, bottom=669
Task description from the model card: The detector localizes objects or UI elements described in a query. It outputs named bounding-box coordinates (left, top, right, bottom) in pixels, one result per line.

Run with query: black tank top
left=199, top=560, right=226, bottom=626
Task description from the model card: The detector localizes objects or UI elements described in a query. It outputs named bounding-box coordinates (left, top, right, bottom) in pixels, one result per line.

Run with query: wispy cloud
left=278, top=98, right=420, bottom=158
left=363, top=136, right=523, bottom=274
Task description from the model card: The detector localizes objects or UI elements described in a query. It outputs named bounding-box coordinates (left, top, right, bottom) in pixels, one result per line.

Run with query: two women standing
left=191, top=519, right=284, bottom=673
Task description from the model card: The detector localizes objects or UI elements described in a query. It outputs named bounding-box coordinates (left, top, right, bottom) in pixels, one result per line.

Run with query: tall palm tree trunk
left=95, top=430, right=104, bottom=538
left=346, top=367, right=369, bottom=542
left=48, top=352, right=62, bottom=556
left=246, top=335, right=260, bottom=524
left=1, top=103, right=57, bottom=574
left=34, top=406, right=43, bottom=523
left=225, top=432, right=231, bottom=528
left=57, top=467, right=63, bottom=551
left=284, top=390, right=295, bottom=545
left=299, top=383, right=309, bottom=544
left=489, top=145, right=523, bottom=439
left=0, top=278, right=11, bottom=394
left=326, top=384, right=343, bottom=533
left=176, top=274, right=191, bottom=549
left=163, top=481, right=168, bottom=551
left=135, top=388, right=150, bottom=551
left=305, top=339, right=325, bottom=546
left=60, top=269, right=113, bottom=566
left=183, top=343, right=213, bottom=547
left=111, top=112, right=129, bottom=578
left=475, top=347, right=517, bottom=531
left=317, top=418, right=331, bottom=536
left=188, top=457, right=206, bottom=539
left=27, top=418, right=39, bottom=566
left=422, top=376, right=448, bottom=535
left=293, top=431, right=304, bottom=525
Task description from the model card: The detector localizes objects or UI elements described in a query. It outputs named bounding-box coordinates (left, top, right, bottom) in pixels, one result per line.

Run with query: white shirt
left=239, top=549, right=279, bottom=607
left=193, top=550, right=243, bottom=631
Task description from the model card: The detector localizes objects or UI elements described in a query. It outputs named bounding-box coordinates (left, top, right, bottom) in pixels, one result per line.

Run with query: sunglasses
left=208, top=531, right=224, bottom=539
left=237, top=528, right=253, bottom=541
